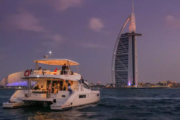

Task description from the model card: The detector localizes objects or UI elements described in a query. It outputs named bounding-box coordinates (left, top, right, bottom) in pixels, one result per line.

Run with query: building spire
left=132, top=2, right=134, bottom=13
left=129, top=2, right=136, bottom=32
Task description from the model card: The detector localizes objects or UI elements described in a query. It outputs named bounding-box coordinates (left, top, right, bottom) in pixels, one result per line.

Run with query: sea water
left=1, top=89, right=180, bottom=120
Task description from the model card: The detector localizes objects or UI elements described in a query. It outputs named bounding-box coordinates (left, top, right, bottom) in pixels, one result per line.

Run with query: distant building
left=106, top=83, right=114, bottom=87
left=0, top=71, right=37, bottom=87
left=112, top=3, right=142, bottom=87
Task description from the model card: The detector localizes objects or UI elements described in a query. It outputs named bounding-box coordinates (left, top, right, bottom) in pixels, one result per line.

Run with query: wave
left=102, top=96, right=180, bottom=100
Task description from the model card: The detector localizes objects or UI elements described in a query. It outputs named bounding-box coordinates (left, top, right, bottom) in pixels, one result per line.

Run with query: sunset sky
left=1, top=0, right=180, bottom=84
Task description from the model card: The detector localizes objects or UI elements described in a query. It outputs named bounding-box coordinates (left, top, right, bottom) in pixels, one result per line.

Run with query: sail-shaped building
left=112, top=3, right=142, bottom=87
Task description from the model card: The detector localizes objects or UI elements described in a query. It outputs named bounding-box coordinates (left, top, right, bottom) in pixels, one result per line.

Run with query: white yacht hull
left=3, top=90, right=100, bottom=110
left=3, top=102, right=26, bottom=108
left=51, top=91, right=100, bottom=110
left=51, top=100, right=99, bottom=110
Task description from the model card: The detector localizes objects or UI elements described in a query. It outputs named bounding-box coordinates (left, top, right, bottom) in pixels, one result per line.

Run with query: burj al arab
left=112, top=3, right=142, bottom=87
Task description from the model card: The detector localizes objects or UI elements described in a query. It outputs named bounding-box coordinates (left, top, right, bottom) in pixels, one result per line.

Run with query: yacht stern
left=3, top=102, right=26, bottom=108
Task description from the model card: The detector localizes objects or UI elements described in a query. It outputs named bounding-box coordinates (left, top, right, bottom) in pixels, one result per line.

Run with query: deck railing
left=29, top=69, right=74, bottom=75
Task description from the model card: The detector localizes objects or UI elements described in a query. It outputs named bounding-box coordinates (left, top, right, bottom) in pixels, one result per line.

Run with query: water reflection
left=26, top=104, right=98, bottom=120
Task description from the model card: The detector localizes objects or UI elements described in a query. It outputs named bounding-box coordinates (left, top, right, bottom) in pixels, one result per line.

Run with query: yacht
left=3, top=58, right=100, bottom=110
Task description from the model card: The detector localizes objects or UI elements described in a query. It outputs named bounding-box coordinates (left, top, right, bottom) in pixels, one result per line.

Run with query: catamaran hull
left=3, top=102, right=26, bottom=108
left=51, top=91, right=100, bottom=110
left=3, top=99, right=100, bottom=110
left=51, top=100, right=100, bottom=110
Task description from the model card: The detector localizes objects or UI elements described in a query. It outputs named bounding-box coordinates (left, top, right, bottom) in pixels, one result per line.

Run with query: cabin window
left=83, top=83, right=90, bottom=89
left=62, top=95, right=66, bottom=97
left=97, top=94, right=99, bottom=96
left=79, top=95, right=86, bottom=98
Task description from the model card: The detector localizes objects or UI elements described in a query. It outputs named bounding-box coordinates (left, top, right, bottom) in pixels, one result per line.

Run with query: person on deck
left=57, top=82, right=60, bottom=90
left=66, top=66, right=70, bottom=75
left=68, top=83, right=72, bottom=94
left=40, top=85, right=44, bottom=90
left=79, top=77, right=84, bottom=91
left=61, top=64, right=67, bottom=75
left=63, top=86, right=66, bottom=91
left=54, top=68, right=58, bottom=75
left=38, top=67, right=42, bottom=70
left=48, top=83, right=52, bottom=93
left=30, top=69, right=32, bottom=74
left=54, top=83, right=58, bottom=93
left=34, top=85, right=40, bottom=90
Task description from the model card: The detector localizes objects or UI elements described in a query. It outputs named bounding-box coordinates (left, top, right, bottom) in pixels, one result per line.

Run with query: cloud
left=89, top=18, right=104, bottom=32
left=6, top=11, right=64, bottom=49
left=166, top=15, right=180, bottom=28
left=49, top=34, right=63, bottom=43
left=166, top=15, right=174, bottom=21
left=30, top=0, right=83, bottom=11
left=82, top=43, right=108, bottom=48
left=42, top=34, right=63, bottom=49
left=50, top=0, right=83, bottom=11
left=9, top=12, right=44, bottom=32
left=5, top=8, right=66, bottom=50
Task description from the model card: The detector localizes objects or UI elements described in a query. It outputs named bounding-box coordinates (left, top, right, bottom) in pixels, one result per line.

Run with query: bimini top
left=33, top=58, right=79, bottom=65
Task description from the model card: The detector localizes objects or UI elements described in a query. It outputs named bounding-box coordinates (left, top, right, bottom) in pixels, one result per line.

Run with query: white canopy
left=33, top=58, right=79, bottom=65
left=25, top=74, right=81, bottom=81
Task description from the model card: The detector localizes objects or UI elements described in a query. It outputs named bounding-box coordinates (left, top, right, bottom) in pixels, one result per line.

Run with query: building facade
left=112, top=4, right=142, bottom=87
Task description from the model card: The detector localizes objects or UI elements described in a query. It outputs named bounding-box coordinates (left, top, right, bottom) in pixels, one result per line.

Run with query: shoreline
left=102, top=87, right=180, bottom=89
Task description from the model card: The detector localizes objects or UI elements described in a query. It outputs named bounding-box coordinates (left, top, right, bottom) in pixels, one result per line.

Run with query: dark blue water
left=1, top=89, right=180, bottom=120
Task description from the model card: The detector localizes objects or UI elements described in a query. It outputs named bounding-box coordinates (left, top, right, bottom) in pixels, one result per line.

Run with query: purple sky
left=1, top=0, right=180, bottom=84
